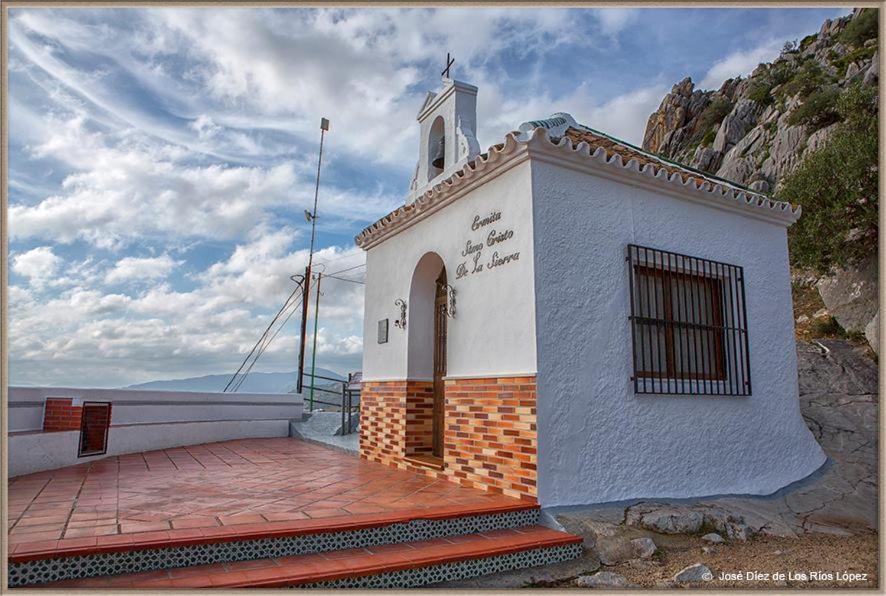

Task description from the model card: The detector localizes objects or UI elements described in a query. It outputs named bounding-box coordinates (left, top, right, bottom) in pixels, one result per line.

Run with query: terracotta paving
left=42, top=526, right=579, bottom=589
left=8, top=438, right=530, bottom=559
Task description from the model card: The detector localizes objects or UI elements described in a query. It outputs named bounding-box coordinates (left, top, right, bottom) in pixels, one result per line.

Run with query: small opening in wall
left=428, top=115, right=445, bottom=181
left=78, top=402, right=111, bottom=457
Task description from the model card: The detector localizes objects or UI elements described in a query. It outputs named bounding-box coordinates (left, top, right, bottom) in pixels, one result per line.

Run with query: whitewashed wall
left=9, top=387, right=302, bottom=477
left=530, top=159, right=826, bottom=506
left=362, top=160, right=537, bottom=381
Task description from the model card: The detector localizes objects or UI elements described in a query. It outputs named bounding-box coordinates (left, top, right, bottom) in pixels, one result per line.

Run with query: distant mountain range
left=126, top=369, right=344, bottom=394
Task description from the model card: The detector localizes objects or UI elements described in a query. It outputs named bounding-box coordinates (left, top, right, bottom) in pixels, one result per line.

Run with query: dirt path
left=599, top=533, right=878, bottom=589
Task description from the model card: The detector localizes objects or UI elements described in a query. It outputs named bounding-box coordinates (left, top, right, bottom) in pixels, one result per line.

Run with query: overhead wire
left=229, top=292, right=304, bottom=392
left=326, top=262, right=366, bottom=277
left=224, top=279, right=305, bottom=393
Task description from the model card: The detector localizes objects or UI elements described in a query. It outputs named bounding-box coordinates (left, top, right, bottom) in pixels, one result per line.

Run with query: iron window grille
left=627, top=244, right=751, bottom=396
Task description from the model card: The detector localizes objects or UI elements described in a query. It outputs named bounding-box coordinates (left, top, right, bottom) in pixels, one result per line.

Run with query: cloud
left=12, top=246, right=62, bottom=286
left=700, top=39, right=783, bottom=89
left=8, top=232, right=367, bottom=387
left=593, top=8, right=639, bottom=36
left=105, top=254, right=181, bottom=284
left=478, top=81, right=668, bottom=146
left=12, top=114, right=303, bottom=248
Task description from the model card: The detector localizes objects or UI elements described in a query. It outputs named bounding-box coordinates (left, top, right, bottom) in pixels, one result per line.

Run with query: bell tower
left=408, top=77, right=481, bottom=203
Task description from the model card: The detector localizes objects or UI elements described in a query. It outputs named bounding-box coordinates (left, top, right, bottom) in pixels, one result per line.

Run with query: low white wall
left=9, top=386, right=302, bottom=477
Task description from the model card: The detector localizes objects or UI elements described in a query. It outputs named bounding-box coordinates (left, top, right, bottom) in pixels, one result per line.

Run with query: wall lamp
left=444, top=284, right=456, bottom=318
left=394, top=299, right=407, bottom=329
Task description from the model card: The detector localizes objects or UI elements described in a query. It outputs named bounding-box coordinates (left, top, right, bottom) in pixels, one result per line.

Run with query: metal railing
left=300, top=371, right=361, bottom=435
left=627, top=244, right=751, bottom=396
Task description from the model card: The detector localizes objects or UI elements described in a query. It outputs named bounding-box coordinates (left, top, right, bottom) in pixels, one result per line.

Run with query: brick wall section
left=43, top=398, right=83, bottom=432
left=360, top=376, right=537, bottom=501
left=404, top=384, right=435, bottom=456
left=443, top=377, right=537, bottom=500
left=360, top=381, right=408, bottom=464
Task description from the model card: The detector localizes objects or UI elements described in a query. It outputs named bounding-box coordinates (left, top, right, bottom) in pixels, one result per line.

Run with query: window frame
left=627, top=244, right=752, bottom=396
left=632, top=265, right=727, bottom=382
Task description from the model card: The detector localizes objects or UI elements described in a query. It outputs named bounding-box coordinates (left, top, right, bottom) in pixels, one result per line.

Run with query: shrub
left=799, top=33, right=818, bottom=51
left=701, top=128, right=717, bottom=147
left=832, top=44, right=877, bottom=73
left=838, top=8, right=878, bottom=48
left=778, top=62, right=831, bottom=99
left=787, top=88, right=841, bottom=129
left=780, top=84, right=878, bottom=271
left=747, top=79, right=775, bottom=105
left=687, top=97, right=733, bottom=145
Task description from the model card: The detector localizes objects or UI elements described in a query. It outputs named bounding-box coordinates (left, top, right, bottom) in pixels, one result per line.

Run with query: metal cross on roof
left=441, top=52, right=454, bottom=78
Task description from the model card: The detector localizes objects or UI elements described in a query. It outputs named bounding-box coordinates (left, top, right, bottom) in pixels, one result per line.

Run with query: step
left=8, top=502, right=540, bottom=587
left=43, top=526, right=583, bottom=589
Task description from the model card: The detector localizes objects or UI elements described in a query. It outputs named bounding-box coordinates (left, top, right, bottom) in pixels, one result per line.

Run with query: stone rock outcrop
left=642, top=8, right=878, bottom=193
left=625, top=503, right=704, bottom=534
left=673, top=563, right=712, bottom=584
left=816, top=255, right=878, bottom=344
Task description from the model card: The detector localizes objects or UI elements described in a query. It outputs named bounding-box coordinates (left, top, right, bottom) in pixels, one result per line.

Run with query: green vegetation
left=838, top=8, right=878, bottom=47
left=747, top=79, right=775, bottom=105
left=799, top=33, right=818, bottom=51
left=746, top=62, right=793, bottom=105
left=688, top=96, right=733, bottom=146
left=777, top=61, right=833, bottom=99
left=701, top=128, right=717, bottom=147
left=781, top=84, right=878, bottom=272
left=832, top=44, right=877, bottom=73
left=786, top=87, right=841, bottom=129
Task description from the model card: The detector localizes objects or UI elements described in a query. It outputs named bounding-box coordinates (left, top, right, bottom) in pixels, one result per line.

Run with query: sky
left=8, top=6, right=850, bottom=388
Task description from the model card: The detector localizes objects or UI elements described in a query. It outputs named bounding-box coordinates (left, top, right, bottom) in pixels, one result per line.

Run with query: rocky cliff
left=643, top=8, right=879, bottom=353
left=643, top=8, right=878, bottom=194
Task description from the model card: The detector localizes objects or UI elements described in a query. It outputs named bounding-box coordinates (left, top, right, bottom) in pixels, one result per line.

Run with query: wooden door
left=432, top=269, right=448, bottom=459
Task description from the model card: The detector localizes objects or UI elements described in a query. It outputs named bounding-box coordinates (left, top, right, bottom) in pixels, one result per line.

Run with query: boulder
left=595, top=532, right=659, bottom=565
left=700, top=507, right=753, bottom=541
left=673, top=563, right=713, bottom=584
left=626, top=503, right=704, bottom=534
left=816, top=256, right=878, bottom=337
left=862, top=53, right=878, bottom=85
left=575, top=571, right=636, bottom=589
left=701, top=532, right=726, bottom=544
left=630, top=537, right=658, bottom=559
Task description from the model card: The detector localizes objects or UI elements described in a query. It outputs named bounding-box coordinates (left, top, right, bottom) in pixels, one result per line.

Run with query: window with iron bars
left=627, top=244, right=751, bottom=396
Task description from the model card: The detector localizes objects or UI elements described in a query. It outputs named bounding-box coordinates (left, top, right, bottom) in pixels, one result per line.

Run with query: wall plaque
left=378, top=319, right=389, bottom=344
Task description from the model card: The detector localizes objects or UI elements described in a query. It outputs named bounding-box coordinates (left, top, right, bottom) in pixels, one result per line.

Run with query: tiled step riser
left=292, top=543, right=582, bottom=589
left=9, top=508, right=539, bottom=587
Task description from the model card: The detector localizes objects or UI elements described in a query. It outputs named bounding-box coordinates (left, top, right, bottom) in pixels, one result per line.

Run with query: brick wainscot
left=360, top=376, right=537, bottom=501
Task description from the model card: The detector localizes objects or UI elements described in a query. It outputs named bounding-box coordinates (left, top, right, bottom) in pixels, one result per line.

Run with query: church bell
left=431, top=136, right=446, bottom=170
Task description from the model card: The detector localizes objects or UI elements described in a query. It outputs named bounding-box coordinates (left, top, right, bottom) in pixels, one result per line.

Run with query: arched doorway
left=431, top=267, right=448, bottom=459
left=406, top=252, right=447, bottom=467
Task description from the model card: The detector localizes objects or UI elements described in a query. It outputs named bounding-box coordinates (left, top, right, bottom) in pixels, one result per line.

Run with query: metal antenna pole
left=308, top=271, right=322, bottom=412
left=297, top=117, right=329, bottom=395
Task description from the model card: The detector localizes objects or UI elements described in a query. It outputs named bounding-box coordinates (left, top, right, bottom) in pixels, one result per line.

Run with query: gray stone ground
left=436, top=340, right=877, bottom=588
left=289, top=412, right=359, bottom=453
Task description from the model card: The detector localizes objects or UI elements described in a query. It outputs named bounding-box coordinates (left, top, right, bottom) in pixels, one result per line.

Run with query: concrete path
left=289, top=412, right=359, bottom=453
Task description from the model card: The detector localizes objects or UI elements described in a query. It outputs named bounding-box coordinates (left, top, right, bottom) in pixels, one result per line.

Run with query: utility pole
left=297, top=117, right=329, bottom=394
left=308, top=271, right=322, bottom=412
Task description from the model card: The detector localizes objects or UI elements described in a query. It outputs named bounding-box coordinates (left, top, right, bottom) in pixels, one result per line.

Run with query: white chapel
left=355, top=76, right=825, bottom=507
